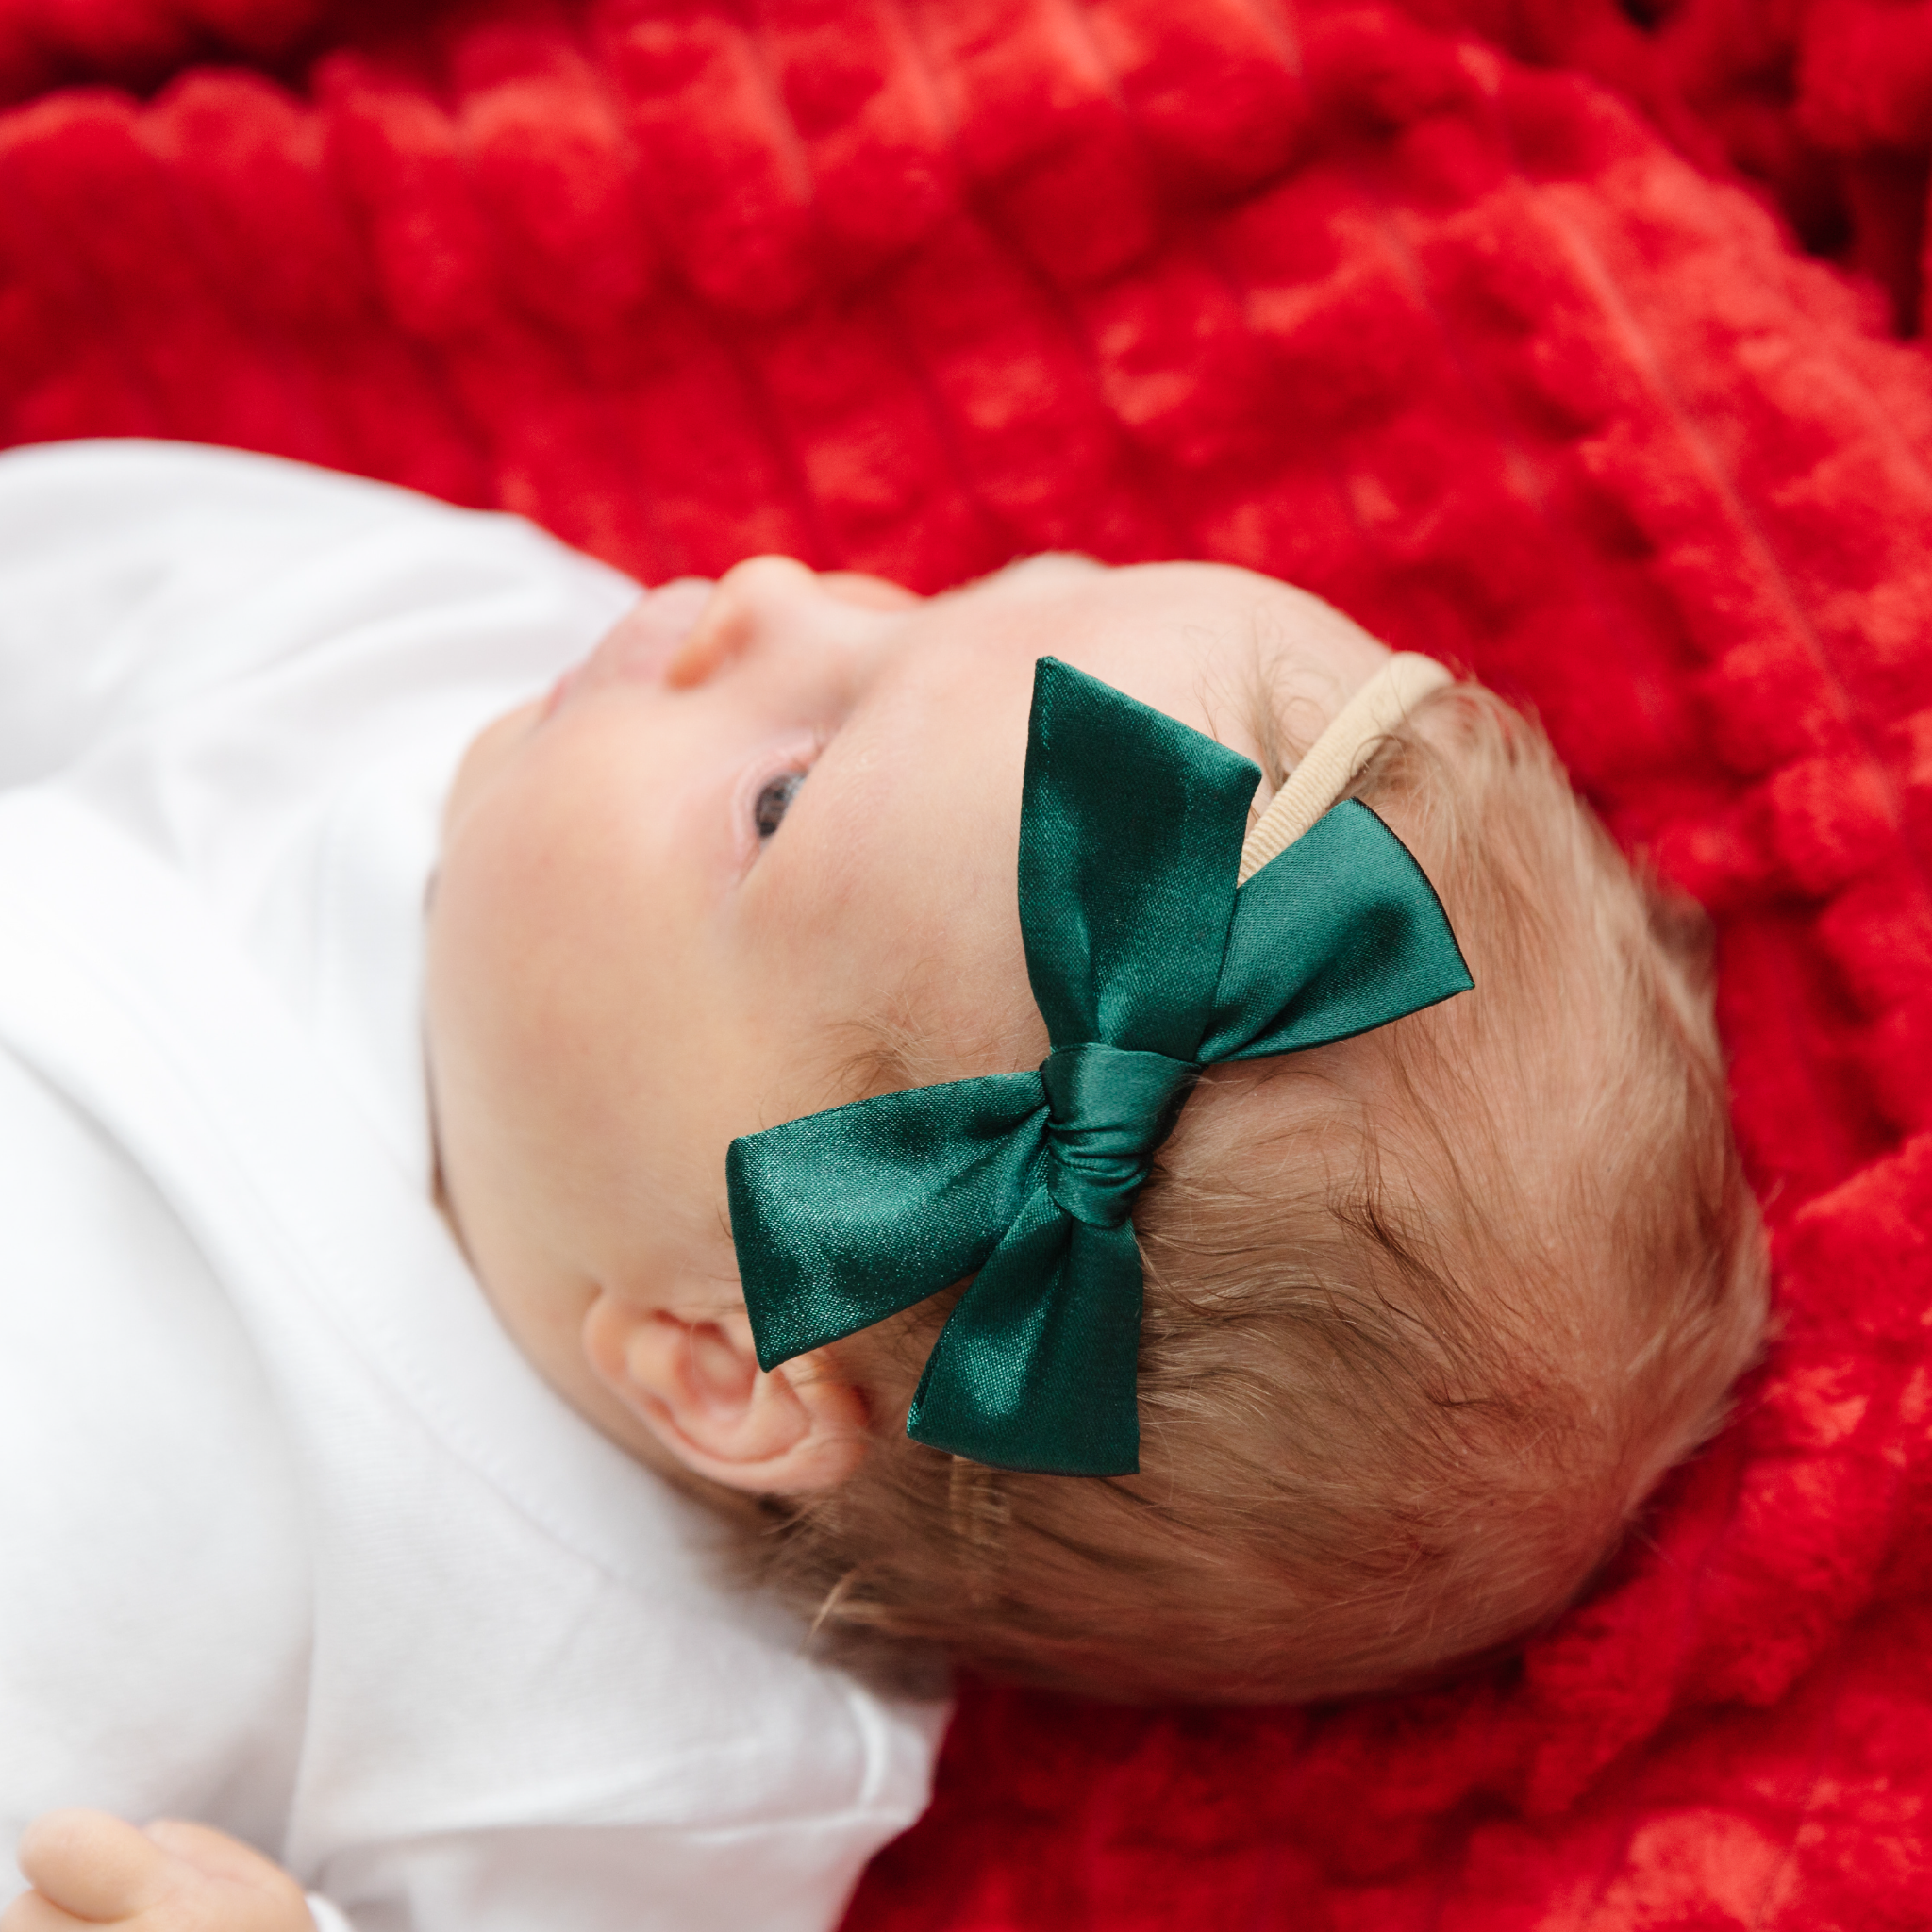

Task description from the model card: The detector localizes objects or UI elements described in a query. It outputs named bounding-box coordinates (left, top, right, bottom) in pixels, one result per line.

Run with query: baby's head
left=425, top=555, right=1767, bottom=1703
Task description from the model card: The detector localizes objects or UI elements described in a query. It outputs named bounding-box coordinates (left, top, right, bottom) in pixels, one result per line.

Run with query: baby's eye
left=755, top=770, right=807, bottom=840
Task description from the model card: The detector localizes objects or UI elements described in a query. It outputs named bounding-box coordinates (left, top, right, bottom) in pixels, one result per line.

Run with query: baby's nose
left=595, top=577, right=714, bottom=684
left=662, top=555, right=822, bottom=689
left=665, top=554, right=909, bottom=696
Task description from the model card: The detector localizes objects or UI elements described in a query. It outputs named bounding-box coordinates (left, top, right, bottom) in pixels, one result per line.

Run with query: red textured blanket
left=6, top=2, right=1932, bottom=1924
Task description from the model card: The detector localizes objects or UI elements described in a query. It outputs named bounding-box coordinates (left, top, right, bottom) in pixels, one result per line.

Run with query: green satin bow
left=727, top=657, right=1472, bottom=1477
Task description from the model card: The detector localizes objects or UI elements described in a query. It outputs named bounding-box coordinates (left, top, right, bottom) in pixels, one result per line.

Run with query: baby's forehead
left=945, top=558, right=1374, bottom=699
left=917, top=562, right=1357, bottom=784
left=951, top=555, right=1292, bottom=625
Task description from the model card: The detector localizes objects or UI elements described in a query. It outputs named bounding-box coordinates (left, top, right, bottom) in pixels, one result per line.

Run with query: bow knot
left=1040, top=1044, right=1196, bottom=1228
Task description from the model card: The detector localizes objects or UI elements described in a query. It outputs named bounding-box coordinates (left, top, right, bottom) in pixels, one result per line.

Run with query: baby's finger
left=17, top=1810, right=178, bottom=1920
left=2, top=1888, right=100, bottom=1932
left=142, top=1822, right=290, bottom=1893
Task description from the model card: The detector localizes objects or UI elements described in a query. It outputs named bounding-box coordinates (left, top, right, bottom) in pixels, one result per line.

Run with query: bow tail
left=908, top=1187, right=1142, bottom=1476
left=730, top=1072, right=1047, bottom=1370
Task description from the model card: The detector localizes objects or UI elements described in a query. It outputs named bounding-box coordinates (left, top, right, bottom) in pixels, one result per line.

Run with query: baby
left=0, top=443, right=1767, bottom=1932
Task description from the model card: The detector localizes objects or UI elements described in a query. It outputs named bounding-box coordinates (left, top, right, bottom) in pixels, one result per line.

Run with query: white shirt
left=0, top=441, right=944, bottom=1932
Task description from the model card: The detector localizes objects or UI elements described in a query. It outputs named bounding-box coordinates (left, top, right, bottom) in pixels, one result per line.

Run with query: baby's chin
left=441, top=697, right=546, bottom=843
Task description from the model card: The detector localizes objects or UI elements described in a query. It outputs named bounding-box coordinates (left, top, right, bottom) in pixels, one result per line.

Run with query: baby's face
left=425, top=555, right=1389, bottom=1455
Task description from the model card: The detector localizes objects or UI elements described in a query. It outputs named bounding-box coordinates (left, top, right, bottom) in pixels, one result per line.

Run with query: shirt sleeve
left=307, top=1816, right=916, bottom=1932
left=0, top=439, right=632, bottom=789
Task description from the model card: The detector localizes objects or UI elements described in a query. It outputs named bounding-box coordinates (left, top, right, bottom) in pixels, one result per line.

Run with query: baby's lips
left=546, top=577, right=717, bottom=714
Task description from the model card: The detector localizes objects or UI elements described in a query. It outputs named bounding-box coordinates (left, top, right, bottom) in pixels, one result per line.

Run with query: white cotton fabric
left=0, top=441, right=945, bottom=1932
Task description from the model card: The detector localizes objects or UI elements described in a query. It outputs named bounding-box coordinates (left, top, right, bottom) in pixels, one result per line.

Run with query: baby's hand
left=5, top=1810, right=311, bottom=1931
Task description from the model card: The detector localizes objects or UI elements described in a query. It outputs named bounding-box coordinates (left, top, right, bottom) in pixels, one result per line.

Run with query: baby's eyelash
left=754, top=770, right=807, bottom=840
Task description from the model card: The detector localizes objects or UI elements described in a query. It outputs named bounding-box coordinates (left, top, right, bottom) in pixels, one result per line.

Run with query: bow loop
left=1021, top=658, right=1253, bottom=1057
left=1040, top=1043, right=1196, bottom=1228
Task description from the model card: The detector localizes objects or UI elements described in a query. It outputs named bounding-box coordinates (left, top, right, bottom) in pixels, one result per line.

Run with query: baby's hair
left=749, top=677, right=1768, bottom=1703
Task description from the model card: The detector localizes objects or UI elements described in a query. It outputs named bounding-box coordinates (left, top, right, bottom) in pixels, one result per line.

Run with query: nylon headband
left=1238, top=652, right=1453, bottom=885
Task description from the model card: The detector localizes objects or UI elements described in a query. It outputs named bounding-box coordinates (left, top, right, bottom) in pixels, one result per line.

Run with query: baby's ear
left=580, top=1294, right=870, bottom=1494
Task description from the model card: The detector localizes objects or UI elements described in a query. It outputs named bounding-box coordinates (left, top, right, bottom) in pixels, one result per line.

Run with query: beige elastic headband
left=1236, top=652, right=1452, bottom=885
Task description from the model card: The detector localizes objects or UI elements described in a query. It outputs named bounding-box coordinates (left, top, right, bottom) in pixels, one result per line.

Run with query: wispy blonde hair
left=748, top=679, right=1768, bottom=1703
